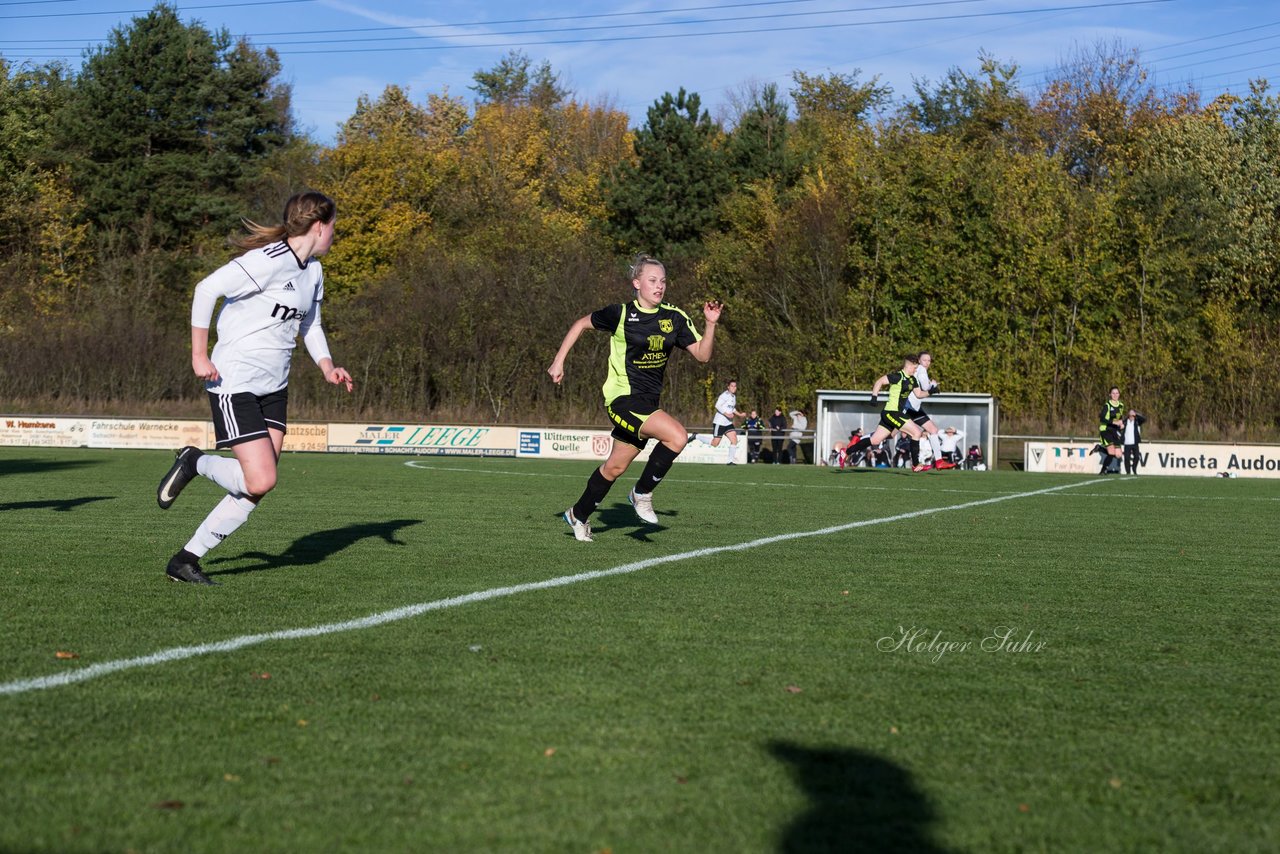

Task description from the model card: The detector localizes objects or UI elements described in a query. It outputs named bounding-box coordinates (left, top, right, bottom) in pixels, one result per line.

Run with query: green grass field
left=1, top=447, right=1276, bottom=853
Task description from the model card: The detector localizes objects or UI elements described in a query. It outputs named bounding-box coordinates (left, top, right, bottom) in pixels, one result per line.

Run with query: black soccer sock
left=572, top=468, right=615, bottom=522
left=911, top=439, right=921, bottom=465
left=633, top=442, right=681, bottom=494
left=849, top=437, right=872, bottom=457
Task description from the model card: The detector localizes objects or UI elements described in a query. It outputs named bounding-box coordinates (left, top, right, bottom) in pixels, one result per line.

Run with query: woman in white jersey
left=690, top=379, right=745, bottom=464
left=156, top=191, right=353, bottom=585
left=906, top=351, right=954, bottom=471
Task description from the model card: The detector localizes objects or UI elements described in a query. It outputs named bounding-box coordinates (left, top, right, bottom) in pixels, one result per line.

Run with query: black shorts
left=911, top=408, right=931, bottom=427
left=1100, top=425, right=1123, bottom=447
left=879, top=411, right=909, bottom=431
left=605, top=394, right=660, bottom=450
left=209, top=388, right=288, bottom=449
left=712, top=422, right=737, bottom=439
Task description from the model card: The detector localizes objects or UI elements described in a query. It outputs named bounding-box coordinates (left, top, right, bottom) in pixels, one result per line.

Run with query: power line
left=1149, top=45, right=1280, bottom=77
left=266, top=0, right=1177, bottom=56
left=1142, top=31, right=1280, bottom=66
left=1020, top=17, right=1280, bottom=86
left=1138, top=19, right=1280, bottom=55
left=246, top=0, right=987, bottom=36
left=0, top=0, right=312, bottom=20
left=1, top=0, right=1178, bottom=62
left=0, top=0, right=1004, bottom=43
left=259, top=2, right=1045, bottom=48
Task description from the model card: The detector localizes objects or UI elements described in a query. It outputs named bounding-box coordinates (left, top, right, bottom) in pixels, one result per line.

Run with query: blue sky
left=3, top=0, right=1278, bottom=142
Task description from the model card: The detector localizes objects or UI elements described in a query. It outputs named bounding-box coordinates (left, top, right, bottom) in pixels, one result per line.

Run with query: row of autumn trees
left=2, top=5, right=1278, bottom=436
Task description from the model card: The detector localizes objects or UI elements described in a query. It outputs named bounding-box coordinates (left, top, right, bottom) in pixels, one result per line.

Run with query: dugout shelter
left=814, top=390, right=999, bottom=469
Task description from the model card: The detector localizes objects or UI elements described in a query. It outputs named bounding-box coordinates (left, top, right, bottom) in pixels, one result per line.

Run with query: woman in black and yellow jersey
left=548, top=254, right=721, bottom=542
left=1098, top=386, right=1125, bottom=474
left=844, top=354, right=932, bottom=466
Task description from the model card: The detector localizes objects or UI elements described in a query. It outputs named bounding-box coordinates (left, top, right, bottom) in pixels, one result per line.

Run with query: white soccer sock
left=725, top=443, right=736, bottom=463
left=928, top=434, right=944, bottom=464
left=198, top=453, right=248, bottom=495
left=184, top=494, right=256, bottom=557
left=694, top=433, right=712, bottom=445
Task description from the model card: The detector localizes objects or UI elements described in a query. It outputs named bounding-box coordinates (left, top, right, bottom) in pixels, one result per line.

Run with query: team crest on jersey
left=659, top=319, right=673, bottom=333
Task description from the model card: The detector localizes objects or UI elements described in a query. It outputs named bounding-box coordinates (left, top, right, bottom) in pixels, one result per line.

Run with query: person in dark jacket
left=743, top=410, right=765, bottom=463
left=768, top=407, right=787, bottom=463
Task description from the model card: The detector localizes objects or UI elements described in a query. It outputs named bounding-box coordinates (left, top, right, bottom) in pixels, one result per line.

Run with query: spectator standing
left=1123, top=409, right=1147, bottom=474
left=787, top=409, right=808, bottom=464
left=743, top=409, right=765, bottom=463
left=768, top=407, right=787, bottom=464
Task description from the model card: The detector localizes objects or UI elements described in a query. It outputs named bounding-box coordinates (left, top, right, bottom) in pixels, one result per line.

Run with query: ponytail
left=233, top=190, right=336, bottom=250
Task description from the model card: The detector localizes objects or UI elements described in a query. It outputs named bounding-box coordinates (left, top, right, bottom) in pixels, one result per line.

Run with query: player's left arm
left=300, top=301, right=353, bottom=392
left=684, top=301, right=722, bottom=363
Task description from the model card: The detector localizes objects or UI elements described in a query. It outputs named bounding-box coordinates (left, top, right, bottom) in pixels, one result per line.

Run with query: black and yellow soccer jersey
left=1099, top=399, right=1124, bottom=433
left=882, top=370, right=920, bottom=415
left=590, top=300, right=701, bottom=403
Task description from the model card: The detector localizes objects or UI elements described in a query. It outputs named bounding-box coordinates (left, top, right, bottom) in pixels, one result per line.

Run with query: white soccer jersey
left=713, top=390, right=737, bottom=426
left=192, top=242, right=327, bottom=396
left=908, top=365, right=932, bottom=411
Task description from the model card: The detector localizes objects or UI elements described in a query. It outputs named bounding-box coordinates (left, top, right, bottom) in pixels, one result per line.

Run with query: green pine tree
left=604, top=88, right=731, bottom=261
left=54, top=4, right=291, bottom=252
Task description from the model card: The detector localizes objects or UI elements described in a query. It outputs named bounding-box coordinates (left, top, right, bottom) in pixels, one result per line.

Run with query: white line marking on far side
left=1, top=479, right=1104, bottom=697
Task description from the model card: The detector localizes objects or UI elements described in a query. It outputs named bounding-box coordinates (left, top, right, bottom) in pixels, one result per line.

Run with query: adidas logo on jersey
left=284, top=281, right=296, bottom=291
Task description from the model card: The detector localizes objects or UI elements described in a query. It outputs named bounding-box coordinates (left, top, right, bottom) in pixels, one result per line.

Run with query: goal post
left=814, top=390, right=999, bottom=469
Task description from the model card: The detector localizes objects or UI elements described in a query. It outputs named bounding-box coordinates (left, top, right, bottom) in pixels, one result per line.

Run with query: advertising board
left=1024, top=440, right=1280, bottom=478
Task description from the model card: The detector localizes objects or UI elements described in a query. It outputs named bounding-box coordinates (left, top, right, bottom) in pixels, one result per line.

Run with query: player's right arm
left=190, top=259, right=261, bottom=382
left=191, top=326, right=218, bottom=382
left=870, top=374, right=889, bottom=402
left=547, top=314, right=595, bottom=385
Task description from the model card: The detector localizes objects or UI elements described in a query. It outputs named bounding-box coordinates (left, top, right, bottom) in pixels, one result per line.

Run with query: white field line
left=2, top=478, right=1103, bottom=697
left=404, top=461, right=1280, bottom=502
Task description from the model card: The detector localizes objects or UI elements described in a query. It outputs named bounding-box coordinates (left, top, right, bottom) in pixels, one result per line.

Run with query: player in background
left=1098, top=386, right=1125, bottom=474
left=905, top=351, right=954, bottom=471
left=690, top=379, right=745, bottom=464
left=844, top=354, right=931, bottom=465
left=155, top=191, right=354, bottom=584
left=548, top=254, right=721, bottom=541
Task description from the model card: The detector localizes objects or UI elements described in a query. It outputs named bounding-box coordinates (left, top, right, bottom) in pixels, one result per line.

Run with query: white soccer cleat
left=563, top=508, right=593, bottom=542
left=628, top=488, right=658, bottom=524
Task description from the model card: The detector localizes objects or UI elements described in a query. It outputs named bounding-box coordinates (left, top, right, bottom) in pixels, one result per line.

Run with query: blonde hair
left=628, top=252, right=664, bottom=281
left=233, top=191, right=336, bottom=250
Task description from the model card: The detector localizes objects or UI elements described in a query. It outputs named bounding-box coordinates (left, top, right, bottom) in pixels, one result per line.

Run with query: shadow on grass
left=769, top=741, right=948, bottom=853
left=206, top=519, right=422, bottom=576
left=832, top=466, right=913, bottom=476
left=0, top=458, right=100, bottom=477
left=0, top=496, right=113, bottom=513
left=568, top=502, right=678, bottom=543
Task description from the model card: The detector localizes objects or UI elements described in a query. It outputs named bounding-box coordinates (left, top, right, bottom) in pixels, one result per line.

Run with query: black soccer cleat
left=166, top=551, right=218, bottom=585
left=157, top=446, right=203, bottom=509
